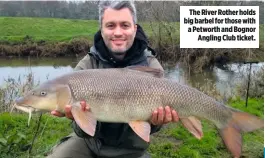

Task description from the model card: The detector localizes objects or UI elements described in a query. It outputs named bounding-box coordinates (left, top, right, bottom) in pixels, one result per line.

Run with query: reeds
left=0, top=71, right=39, bottom=113
left=236, top=65, right=264, bottom=98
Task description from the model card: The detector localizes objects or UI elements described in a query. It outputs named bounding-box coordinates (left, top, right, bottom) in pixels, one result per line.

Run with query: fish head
left=15, top=83, right=72, bottom=113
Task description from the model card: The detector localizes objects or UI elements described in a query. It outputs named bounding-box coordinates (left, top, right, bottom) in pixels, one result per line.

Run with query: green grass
left=0, top=97, right=263, bottom=158
left=0, top=17, right=175, bottom=43
left=0, top=17, right=263, bottom=47
left=0, top=112, right=73, bottom=158
left=0, top=17, right=99, bottom=42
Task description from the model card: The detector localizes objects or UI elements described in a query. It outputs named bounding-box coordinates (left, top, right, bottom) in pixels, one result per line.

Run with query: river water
left=0, top=57, right=263, bottom=99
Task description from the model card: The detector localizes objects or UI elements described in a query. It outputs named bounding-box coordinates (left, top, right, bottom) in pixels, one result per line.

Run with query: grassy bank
left=0, top=17, right=98, bottom=42
left=0, top=112, right=73, bottom=158
left=0, top=17, right=263, bottom=46
left=0, top=17, right=264, bottom=72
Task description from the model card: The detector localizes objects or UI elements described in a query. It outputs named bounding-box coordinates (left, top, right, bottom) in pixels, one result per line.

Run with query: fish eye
left=40, top=91, right=47, bottom=96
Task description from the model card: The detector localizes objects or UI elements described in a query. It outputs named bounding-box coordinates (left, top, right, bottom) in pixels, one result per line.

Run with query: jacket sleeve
left=147, top=56, right=164, bottom=134
left=74, top=54, right=93, bottom=71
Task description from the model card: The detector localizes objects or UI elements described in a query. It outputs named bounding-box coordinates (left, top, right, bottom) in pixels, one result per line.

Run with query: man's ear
left=134, top=24, right=137, bottom=35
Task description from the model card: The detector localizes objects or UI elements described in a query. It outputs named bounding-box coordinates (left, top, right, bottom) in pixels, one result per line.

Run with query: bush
left=236, top=65, right=264, bottom=98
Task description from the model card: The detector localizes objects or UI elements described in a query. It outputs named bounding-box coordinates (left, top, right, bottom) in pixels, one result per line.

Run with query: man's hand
left=51, top=101, right=89, bottom=120
left=150, top=106, right=179, bottom=125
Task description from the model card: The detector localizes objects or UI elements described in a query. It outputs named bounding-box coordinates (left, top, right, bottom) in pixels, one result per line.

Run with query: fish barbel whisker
left=14, top=104, right=34, bottom=126
left=27, top=110, right=32, bottom=126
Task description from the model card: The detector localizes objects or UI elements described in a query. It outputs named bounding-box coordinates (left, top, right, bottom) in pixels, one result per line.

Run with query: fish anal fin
left=180, top=116, right=203, bottom=139
left=126, top=66, right=164, bottom=78
left=129, top=121, right=151, bottom=142
left=71, top=104, right=97, bottom=136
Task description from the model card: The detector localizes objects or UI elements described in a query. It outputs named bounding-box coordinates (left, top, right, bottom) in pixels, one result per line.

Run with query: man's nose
left=113, top=26, right=122, bottom=36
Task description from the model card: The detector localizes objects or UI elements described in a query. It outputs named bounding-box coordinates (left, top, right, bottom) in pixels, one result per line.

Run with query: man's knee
left=138, top=152, right=151, bottom=158
left=46, top=133, right=95, bottom=158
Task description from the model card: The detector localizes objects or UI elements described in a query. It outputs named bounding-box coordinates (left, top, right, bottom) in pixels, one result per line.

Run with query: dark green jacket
left=72, top=46, right=164, bottom=157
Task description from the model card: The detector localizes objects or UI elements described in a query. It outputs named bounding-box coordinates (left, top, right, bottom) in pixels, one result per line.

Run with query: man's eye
left=122, top=24, right=130, bottom=29
left=40, top=91, right=47, bottom=96
left=107, top=24, right=114, bottom=28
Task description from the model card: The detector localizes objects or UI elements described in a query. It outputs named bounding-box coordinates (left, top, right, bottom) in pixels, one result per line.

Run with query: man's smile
left=112, top=39, right=126, bottom=45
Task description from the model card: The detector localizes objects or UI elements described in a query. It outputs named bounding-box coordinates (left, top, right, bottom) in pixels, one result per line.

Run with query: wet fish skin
left=14, top=66, right=264, bottom=158
left=67, top=68, right=232, bottom=126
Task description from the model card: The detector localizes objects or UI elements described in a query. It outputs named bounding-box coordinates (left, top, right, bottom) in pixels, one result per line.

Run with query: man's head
left=98, top=1, right=137, bottom=60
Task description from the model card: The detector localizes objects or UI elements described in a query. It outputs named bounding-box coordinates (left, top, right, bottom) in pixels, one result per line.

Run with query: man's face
left=101, top=8, right=137, bottom=60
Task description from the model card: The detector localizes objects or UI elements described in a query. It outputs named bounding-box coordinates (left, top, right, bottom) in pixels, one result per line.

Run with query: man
left=48, top=1, right=179, bottom=158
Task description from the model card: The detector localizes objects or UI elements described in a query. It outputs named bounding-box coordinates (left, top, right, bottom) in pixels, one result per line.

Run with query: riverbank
left=0, top=17, right=264, bottom=72
left=0, top=97, right=263, bottom=158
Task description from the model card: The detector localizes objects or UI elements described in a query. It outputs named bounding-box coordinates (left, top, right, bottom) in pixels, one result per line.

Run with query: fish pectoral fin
left=180, top=116, right=203, bottom=139
left=71, top=105, right=97, bottom=137
left=129, top=121, right=151, bottom=142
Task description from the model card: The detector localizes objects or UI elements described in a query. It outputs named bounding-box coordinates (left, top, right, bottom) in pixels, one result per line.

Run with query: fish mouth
left=14, top=104, right=37, bottom=112
left=13, top=104, right=39, bottom=126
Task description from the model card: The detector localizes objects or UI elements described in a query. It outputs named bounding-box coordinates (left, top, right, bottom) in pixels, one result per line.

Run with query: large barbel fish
left=14, top=66, right=263, bottom=157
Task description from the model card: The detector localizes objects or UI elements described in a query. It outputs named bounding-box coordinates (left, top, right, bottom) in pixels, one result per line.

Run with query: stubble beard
left=108, top=48, right=127, bottom=60
left=108, top=42, right=133, bottom=60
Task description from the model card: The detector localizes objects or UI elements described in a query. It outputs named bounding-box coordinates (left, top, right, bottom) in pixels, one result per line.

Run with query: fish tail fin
left=219, top=110, right=263, bottom=158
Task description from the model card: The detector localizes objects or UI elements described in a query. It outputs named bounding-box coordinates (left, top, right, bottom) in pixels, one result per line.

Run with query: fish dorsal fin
left=126, top=66, right=164, bottom=78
